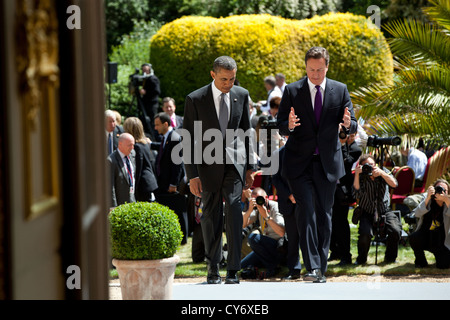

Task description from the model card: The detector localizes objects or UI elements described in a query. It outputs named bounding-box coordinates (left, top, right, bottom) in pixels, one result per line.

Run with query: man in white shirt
left=400, top=146, right=428, bottom=187
left=257, top=76, right=282, bottom=113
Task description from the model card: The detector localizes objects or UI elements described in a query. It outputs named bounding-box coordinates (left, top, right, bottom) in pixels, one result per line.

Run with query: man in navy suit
left=183, top=56, right=256, bottom=284
left=277, top=47, right=357, bottom=283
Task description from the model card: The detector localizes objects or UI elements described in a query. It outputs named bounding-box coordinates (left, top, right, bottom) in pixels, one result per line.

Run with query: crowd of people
left=106, top=51, right=450, bottom=285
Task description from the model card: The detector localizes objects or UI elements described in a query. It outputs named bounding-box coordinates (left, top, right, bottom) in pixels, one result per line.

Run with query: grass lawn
left=172, top=209, right=450, bottom=279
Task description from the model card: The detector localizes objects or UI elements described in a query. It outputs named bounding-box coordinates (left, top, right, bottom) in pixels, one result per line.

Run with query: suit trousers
left=288, top=158, right=336, bottom=274
left=201, top=164, right=243, bottom=271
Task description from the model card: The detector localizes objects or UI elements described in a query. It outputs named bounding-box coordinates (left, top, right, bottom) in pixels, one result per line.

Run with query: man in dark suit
left=277, top=47, right=357, bottom=283
left=151, top=112, right=187, bottom=242
left=105, top=109, right=123, bottom=155
left=107, top=133, right=137, bottom=207
left=183, top=56, right=256, bottom=284
left=151, top=112, right=184, bottom=194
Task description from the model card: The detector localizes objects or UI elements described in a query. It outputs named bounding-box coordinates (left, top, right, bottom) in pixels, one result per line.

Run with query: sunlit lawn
left=173, top=209, right=450, bottom=279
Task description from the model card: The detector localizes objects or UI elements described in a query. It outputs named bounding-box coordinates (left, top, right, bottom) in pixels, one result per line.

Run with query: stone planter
left=112, top=255, right=180, bottom=300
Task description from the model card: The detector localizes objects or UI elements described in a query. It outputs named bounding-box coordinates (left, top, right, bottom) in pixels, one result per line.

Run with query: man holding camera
left=353, top=154, right=401, bottom=265
left=139, top=63, right=161, bottom=138
left=409, top=180, right=450, bottom=269
left=241, top=187, right=285, bottom=278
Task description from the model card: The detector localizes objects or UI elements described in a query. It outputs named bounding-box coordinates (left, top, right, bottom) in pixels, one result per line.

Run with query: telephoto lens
left=255, top=196, right=266, bottom=206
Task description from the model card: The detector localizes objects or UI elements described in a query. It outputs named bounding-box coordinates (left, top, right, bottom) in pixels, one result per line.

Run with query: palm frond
left=425, top=0, right=450, bottom=31
left=384, top=19, right=450, bottom=67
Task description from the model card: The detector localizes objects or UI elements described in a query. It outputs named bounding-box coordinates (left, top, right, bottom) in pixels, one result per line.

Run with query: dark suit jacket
left=134, top=142, right=158, bottom=201
left=173, top=115, right=184, bottom=130
left=151, top=129, right=184, bottom=193
left=271, top=146, right=295, bottom=216
left=183, top=83, right=256, bottom=192
left=108, top=149, right=136, bottom=207
left=107, top=125, right=123, bottom=155
left=277, top=77, right=357, bottom=183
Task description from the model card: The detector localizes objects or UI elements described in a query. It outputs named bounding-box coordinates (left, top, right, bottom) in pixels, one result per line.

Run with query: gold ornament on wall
left=15, top=0, right=61, bottom=220
left=16, top=0, right=60, bottom=130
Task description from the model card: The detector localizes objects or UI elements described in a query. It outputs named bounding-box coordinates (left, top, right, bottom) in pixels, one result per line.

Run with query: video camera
left=128, top=68, right=150, bottom=95
left=367, top=135, right=401, bottom=148
left=258, top=115, right=278, bottom=129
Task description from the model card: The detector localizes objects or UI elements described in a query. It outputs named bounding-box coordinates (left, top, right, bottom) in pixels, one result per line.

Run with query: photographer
left=139, top=63, right=161, bottom=136
left=241, top=187, right=285, bottom=278
left=353, top=154, right=402, bottom=265
left=409, top=180, right=450, bottom=269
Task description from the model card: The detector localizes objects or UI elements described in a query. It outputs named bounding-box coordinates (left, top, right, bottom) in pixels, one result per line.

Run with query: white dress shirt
left=307, top=78, right=326, bottom=110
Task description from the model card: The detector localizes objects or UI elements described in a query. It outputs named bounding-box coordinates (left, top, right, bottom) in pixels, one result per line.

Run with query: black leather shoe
left=225, top=270, right=240, bottom=284
left=303, top=269, right=326, bottom=283
left=282, top=272, right=301, bottom=280
left=207, top=264, right=221, bottom=284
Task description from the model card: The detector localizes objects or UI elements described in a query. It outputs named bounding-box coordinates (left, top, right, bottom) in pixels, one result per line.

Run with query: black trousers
left=200, top=165, right=243, bottom=271
left=356, top=210, right=401, bottom=263
left=330, top=197, right=352, bottom=262
left=288, top=158, right=336, bottom=274
left=409, top=227, right=450, bottom=269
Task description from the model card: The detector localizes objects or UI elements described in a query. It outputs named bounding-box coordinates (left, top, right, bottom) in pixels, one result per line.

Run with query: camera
left=339, top=130, right=347, bottom=140
left=128, top=68, right=150, bottom=95
left=255, top=196, right=266, bottom=207
left=259, top=116, right=278, bottom=129
left=361, top=163, right=373, bottom=176
left=435, top=185, right=445, bottom=195
left=367, top=135, right=401, bottom=148
left=432, top=185, right=445, bottom=199
left=338, top=126, right=349, bottom=140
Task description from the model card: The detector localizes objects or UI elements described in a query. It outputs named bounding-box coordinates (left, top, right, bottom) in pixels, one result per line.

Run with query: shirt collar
left=307, top=77, right=326, bottom=93
left=212, top=81, right=229, bottom=99
left=118, top=149, right=127, bottom=160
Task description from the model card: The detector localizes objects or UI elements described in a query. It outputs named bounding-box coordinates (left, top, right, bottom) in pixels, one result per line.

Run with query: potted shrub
left=109, top=202, right=183, bottom=300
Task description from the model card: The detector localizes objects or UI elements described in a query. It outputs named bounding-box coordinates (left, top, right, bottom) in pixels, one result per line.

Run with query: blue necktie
left=314, top=85, right=323, bottom=154
left=124, top=156, right=133, bottom=186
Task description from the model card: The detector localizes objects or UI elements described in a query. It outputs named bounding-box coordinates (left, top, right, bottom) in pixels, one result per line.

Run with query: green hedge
left=109, top=202, right=183, bottom=260
left=150, top=13, right=393, bottom=114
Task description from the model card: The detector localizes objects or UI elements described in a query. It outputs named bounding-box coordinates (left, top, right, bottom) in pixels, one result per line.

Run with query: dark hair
left=305, top=47, right=329, bottom=66
left=154, top=112, right=171, bottom=125
left=213, top=56, right=237, bottom=73
left=434, top=179, right=449, bottom=189
left=270, top=96, right=281, bottom=109
left=359, top=153, right=375, bottom=164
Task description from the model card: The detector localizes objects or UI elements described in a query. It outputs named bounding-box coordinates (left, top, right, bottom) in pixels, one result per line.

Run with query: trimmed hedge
left=150, top=13, right=393, bottom=113
left=109, top=202, right=183, bottom=260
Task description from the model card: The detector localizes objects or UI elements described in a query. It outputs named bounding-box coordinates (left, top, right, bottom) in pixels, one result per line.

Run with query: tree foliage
left=352, top=0, right=450, bottom=145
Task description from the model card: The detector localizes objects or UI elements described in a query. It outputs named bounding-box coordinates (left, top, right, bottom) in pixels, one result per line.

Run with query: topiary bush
left=150, top=13, right=393, bottom=114
left=109, top=202, right=183, bottom=260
